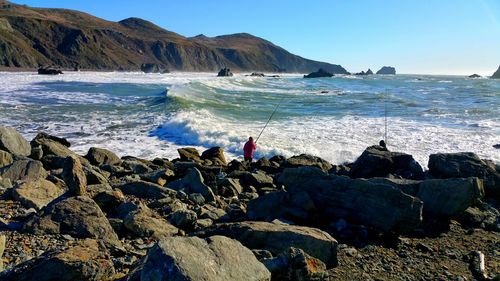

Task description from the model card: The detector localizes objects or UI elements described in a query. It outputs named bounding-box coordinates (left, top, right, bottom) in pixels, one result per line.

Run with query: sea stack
left=355, top=69, right=373, bottom=76
left=217, top=68, right=233, bottom=77
left=303, top=68, right=333, bottom=78
left=376, top=66, right=396, bottom=75
left=468, top=74, right=481, bottom=78
left=491, top=65, right=500, bottom=79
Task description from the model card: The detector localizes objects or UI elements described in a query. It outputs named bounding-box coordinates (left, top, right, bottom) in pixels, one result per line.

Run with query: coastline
left=0, top=126, right=498, bottom=280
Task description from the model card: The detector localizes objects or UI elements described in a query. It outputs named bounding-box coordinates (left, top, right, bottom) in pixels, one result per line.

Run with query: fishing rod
left=255, top=97, right=284, bottom=143
left=384, top=93, right=388, bottom=145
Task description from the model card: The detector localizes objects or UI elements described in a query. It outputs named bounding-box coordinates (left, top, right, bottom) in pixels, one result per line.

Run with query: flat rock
left=12, top=178, right=65, bottom=210
left=0, top=239, right=115, bottom=281
left=196, top=221, right=338, bottom=267
left=428, top=152, right=500, bottom=199
left=116, top=180, right=176, bottom=199
left=139, top=235, right=270, bottom=281
left=23, top=196, right=123, bottom=251
left=285, top=154, right=333, bottom=172
left=278, top=167, right=423, bottom=232
left=0, top=126, right=31, bottom=156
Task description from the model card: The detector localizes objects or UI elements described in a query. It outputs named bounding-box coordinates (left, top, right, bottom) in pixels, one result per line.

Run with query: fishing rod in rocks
left=255, top=97, right=285, bottom=143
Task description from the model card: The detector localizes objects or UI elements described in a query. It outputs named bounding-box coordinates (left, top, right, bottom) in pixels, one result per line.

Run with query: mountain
left=0, top=3, right=347, bottom=73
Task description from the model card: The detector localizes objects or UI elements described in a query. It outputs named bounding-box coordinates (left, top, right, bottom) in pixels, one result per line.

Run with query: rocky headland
left=376, top=66, right=396, bottom=75
left=0, top=4, right=348, bottom=74
left=491, top=66, right=500, bottom=79
left=0, top=125, right=499, bottom=280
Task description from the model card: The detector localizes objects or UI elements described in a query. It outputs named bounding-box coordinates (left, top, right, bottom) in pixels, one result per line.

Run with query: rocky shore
left=0, top=125, right=498, bottom=280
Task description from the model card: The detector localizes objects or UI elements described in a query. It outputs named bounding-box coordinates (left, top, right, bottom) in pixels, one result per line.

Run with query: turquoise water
left=0, top=72, right=498, bottom=166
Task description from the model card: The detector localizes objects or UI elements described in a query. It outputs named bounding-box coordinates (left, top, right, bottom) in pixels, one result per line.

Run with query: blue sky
left=12, top=0, right=500, bottom=75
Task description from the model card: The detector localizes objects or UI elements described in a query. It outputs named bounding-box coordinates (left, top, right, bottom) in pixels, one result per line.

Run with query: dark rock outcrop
left=37, top=66, right=63, bottom=75
left=350, top=145, right=424, bottom=180
left=355, top=69, right=373, bottom=76
left=140, top=63, right=168, bottom=73
left=428, top=152, right=500, bottom=200
left=138, top=236, right=271, bottom=281
left=491, top=65, right=500, bottom=79
left=468, top=74, right=481, bottom=78
left=376, top=66, right=396, bottom=75
left=303, top=68, right=333, bottom=78
left=217, top=68, right=233, bottom=77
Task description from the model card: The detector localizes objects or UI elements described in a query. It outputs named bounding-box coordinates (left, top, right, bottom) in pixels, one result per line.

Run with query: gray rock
left=217, top=68, right=234, bottom=77
left=12, top=178, right=65, bottom=210
left=84, top=165, right=109, bottom=185
left=0, top=239, right=115, bottom=281
left=417, top=178, right=484, bottom=219
left=30, top=132, right=75, bottom=158
left=217, top=178, right=243, bottom=197
left=0, top=150, right=13, bottom=167
left=23, top=196, right=123, bottom=251
left=85, top=147, right=121, bottom=166
left=168, top=209, right=198, bottom=230
left=177, top=147, right=201, bottom=162
left=116, top=180, right=176, bottom=199
left=0, top=159, right=48, bottom=182
left=428, top=152, right=500, bottom=200
left=140, top=169, right=175, bottom=186
left=285, top=154, right=332, bottom=172
left=62, top=156, right=87, bottom=196
left=123, top=206, right=178, bottom=239
left=139, top=235, right=270, bottom=281
left=167, top=168, right=216, bottom=202
left=196, top=221, right=338, bottom=267
left=278, top=167, right=423, bottom=232
left=0, top=126, right=31, bottom=156
left=198, top=204, right=227, bottom=221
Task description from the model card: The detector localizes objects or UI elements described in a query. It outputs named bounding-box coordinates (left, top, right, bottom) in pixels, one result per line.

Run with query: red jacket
left=243, top=140, right=257, bottom=158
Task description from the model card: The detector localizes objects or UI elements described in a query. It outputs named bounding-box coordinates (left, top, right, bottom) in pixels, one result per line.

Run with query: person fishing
left=243, top=137, right=257, bottom=162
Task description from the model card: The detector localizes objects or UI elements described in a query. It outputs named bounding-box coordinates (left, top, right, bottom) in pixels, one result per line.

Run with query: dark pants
left=244, top=157, right=252, bottom=162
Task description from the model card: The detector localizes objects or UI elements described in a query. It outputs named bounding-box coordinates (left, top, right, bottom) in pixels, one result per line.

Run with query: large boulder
left=491, top=65, right=500, bottom=79
left=217, top=68, right=233, bottom=77
left=37, top=66, right=63, bottom=75
left=23, top=196, right=123, bottom=251
left=0, top=159, right=47, bottom=182
left=12, top=178, right=65, bottom=210
left=62, top=156, right=87, bottom=196
left=167, top=167, right=216, bottom=202
left=303, top=68, right=333, bottom=78
left=116, top=180, right=176, bottom=199
left=139, top=236, right=271, bottom=281
left=0, top=150, right=13, bottom=167
left=196, top=221, right=338, bottom=267
left=177, top=147, right=202, bottom=162
left=376, top=66, right=396, bottom=75
left=201, top=146, right=227, bottom=165
left=0, top=239, right=115, bottom=281
left=350, top=145, right=424, bottom=179
left=0, top=126, right=31, bottom=156
left=123, top=206, right=178, bottom=239
left=428, top=152, right=500, bottom=199
left=229, top=170, right=274, bottom=189
left=417, top=178, right=484, bottom=219
left=85, top=147, right=121, bottom=166
left=285, top=154, right=332, bottom=172
left=278, top=167, right=423, bottom=232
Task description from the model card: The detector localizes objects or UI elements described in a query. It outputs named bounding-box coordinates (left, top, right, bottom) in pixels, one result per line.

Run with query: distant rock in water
left=37, top=67, right=62, bottom=75
left=303, top=68, right=333, bottom=78
left=376, top=66, right=396, bottom=75
left=491, top=65, right=500, bottom=79
left=468, top=74, right=481, bottom=78
left=141, top=63, right=168, bottom=74
left=250, top=72, right=265, bottom=77
left=355, top=69, right=373, bottom=76
left=217, top=68, right=233, bottom=77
